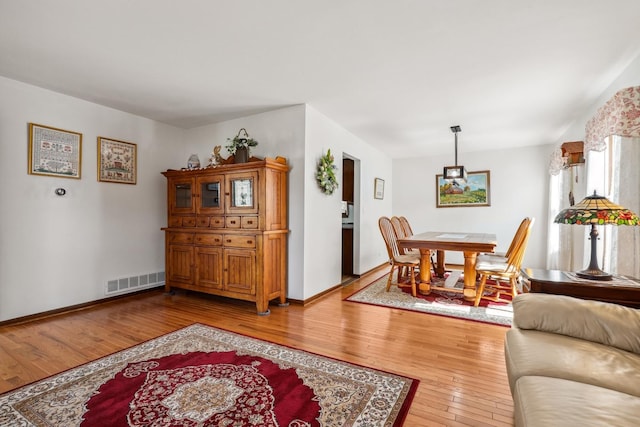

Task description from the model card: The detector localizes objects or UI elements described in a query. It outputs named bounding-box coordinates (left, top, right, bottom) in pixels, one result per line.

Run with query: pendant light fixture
left=443, top=125, right=467, bottom=182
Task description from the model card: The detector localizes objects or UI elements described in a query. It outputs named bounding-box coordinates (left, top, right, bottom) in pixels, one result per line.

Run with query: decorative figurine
left=208, top=145, right=224, bottom=167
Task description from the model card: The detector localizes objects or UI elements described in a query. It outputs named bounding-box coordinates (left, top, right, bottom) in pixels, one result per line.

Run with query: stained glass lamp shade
left=554, top=191, right=639, bottom=280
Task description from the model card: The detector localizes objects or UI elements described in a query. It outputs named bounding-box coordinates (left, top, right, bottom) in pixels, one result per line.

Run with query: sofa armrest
left=512, top=293, right=640, bottom=354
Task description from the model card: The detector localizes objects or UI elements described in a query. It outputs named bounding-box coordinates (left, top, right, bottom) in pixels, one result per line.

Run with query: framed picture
left=436, top=170, right=491, bottom=208
left=374, top=178, right=385, bottom=200
left=97, top=137, right=137, bottom=184
left=28, top=123, right=82, bottom=179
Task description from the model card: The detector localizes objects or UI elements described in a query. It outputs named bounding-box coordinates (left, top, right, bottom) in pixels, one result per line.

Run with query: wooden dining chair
left=473, top=218, right=534, bottom=307
left=398, top=215, right=439, bottom=276
left=378, top=216, right=419, bottom=297
left=391, top=216, right=418, bottom=254
left=478, top=217, right=531, bottom=263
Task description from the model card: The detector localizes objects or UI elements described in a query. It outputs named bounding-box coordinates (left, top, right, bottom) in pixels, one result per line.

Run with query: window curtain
left=548, top=86, right=640, bottom=275
left=547, top=153, right=585, bottom=271
left=609, top=136, right=640, bottom=276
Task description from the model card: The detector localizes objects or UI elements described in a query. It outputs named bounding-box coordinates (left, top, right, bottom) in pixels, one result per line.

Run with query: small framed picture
left=97, top=137, right=137, bottom=184
left=28, top=123, right=82, bottom=179
left=374, top=178, right=385, bottom=200
left=436, top=170, right=491, bottom=208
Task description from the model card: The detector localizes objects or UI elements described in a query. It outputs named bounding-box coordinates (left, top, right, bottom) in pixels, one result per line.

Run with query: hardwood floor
left=0, top=266, right=514, bottom=426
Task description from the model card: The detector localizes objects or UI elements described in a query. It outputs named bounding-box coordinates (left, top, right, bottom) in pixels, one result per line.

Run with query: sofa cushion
left=505, top=328, right=640, bottom=397
left=512, top=293, right=640, bottom=354
left=513, top=376, right=640, bottom=427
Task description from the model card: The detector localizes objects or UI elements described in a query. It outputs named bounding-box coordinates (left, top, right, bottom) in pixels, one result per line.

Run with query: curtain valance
left=585, top=86, right=640, bottom=151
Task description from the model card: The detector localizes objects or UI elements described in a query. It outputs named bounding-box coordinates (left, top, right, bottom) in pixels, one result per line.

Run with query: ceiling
left=1, top=1, right=640, bottom=158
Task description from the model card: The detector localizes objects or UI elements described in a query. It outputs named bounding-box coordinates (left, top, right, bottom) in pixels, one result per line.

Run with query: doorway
left=341, top=154, right=360, bottom=284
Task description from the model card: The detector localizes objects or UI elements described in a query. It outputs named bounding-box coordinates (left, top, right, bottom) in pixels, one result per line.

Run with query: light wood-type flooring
left=0, top=266, right=514, bottom=426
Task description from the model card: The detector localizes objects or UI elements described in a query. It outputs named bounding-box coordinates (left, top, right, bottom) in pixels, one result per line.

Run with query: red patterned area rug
left=345, top=274, right=513, bottom=326
left=0, top=323, right=418, bottom=426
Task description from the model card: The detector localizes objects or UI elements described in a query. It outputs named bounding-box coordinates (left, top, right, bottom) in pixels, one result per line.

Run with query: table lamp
left=554, top=191, right=639, bottom=280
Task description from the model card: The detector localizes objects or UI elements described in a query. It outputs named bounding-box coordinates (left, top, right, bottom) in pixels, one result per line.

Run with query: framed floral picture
left=97, top=137, right=137, bottom=184
left=28, top=123, right=82, bottom=179
left=436, top=170, right=490, bottom=208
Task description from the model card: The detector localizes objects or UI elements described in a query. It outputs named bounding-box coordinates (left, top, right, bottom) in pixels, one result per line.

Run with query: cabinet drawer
left=223, top=235, right=256, bottom=248
left=168, top=232, right=194, bottom=244
left=241, top=216, right=258, bottom=229
left=209, top=216, right=225, bottom=228
left=194, top=234, right=223, bottom=246
left=182, top=217, right=197, bottom=227
left=168, top=217, right=182, bottom=227
left=225, top=216, right=241, bottom=228
left=196, top=217, right=210, bottom=227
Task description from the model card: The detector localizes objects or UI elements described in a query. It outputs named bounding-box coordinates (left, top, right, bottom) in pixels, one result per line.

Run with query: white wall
left=304, top=106, right=392, bottom=298
left=558, top=53, right=640, bottom=144
left=183, top=105, right=308, bottom=299
left=0, top=76, right=183, bottom=322
left=393, top=144, right=552, bottom=269
left=182, top=104, right=393, bottom=300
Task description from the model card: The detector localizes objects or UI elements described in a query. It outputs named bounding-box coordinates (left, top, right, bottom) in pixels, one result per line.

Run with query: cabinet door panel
left=224, top=249, right=256, bottom=294
left=225, top=172, right=259, bottom=214
left=168, top=178, right=195, bottom=215
left=197, top=176, right=224, bottom=215
left=168, top=244, right=194, bottom=283
left=195, top=247, right=223, bottom=290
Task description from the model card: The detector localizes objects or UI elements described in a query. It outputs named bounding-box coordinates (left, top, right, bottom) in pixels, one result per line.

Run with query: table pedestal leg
left=418, top=249, right=432, bottom=294
left=463, top=251, right=478, bottom=301
left=435, top=250, right=446, bottom=277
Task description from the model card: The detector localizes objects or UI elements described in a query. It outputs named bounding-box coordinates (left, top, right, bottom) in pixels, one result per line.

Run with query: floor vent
left=106, top=271, right=165, bottom=295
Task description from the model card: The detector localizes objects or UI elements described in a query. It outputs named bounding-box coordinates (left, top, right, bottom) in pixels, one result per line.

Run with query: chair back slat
left=399, top=216, right=414, bottom=237
left=504, top=217, right=531, bottom=258
left=390, top=216, right=406, bottom=238
left=379, top=216, right=402, bottom=259
left=505, top=218, right=535, bottom=272
left=378, top=216, right=398, bottom=262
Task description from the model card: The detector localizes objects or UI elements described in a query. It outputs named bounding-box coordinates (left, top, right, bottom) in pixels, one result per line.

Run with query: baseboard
left=0, top=285, right=164, bottom=327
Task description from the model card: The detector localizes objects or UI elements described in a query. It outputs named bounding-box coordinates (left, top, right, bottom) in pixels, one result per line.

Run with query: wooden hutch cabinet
left=162, top=157, right=289, bottom=315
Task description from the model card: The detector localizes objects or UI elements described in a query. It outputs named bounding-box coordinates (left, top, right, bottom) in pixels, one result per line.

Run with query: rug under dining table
left=345, top=273, right=513, bottom=326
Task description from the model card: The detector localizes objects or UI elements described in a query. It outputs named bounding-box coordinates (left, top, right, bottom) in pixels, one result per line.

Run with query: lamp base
left=576, top=269, right=613, bottom=281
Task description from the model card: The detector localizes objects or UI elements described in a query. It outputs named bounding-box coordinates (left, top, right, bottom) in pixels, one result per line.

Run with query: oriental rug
left=345, top=274, right=513, bottom=326
left=0, top=323, right=418, bottom=426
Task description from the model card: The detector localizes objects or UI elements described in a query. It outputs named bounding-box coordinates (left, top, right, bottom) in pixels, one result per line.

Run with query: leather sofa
left=504, top=292, right=640, bottom=426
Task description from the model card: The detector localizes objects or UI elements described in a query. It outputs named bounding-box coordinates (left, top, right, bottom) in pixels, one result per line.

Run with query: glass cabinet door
left=226, top=172, right=259, bottom=214
left=175, top=184, right=192, bottom=208
left=232, top=179, right=253, bottom=208
left=169, top=178, right=196, bottom=214
left=197, top=176, right=224, bottom=214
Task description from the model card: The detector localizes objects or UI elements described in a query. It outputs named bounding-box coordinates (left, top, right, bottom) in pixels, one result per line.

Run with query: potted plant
left=226, top=128, right=258, bottom=163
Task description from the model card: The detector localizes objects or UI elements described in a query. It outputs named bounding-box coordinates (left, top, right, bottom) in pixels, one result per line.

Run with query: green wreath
left=316, top=149, right=339, bottom=195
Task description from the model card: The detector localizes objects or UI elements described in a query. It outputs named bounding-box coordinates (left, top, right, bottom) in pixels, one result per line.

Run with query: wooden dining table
left=398, top=231, right=497, bottom=301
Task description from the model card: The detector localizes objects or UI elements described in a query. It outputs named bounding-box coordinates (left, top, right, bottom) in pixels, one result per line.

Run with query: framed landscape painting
left=436, top=170, right=490, bottom=208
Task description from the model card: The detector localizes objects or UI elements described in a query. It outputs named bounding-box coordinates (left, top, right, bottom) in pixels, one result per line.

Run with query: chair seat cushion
left=394, top=254, right=420, bottom=264
left=476, top=260, right=509, bottom=271
left=477, top=253, right=507, bottom=264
